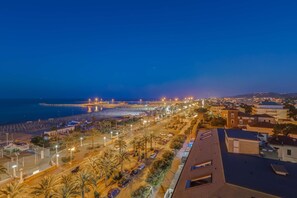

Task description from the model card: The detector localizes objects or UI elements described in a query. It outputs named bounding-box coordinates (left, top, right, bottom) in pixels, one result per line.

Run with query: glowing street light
left=110, top=131, right=113, bottom=138
left=116, top=132, right=119, bottom=139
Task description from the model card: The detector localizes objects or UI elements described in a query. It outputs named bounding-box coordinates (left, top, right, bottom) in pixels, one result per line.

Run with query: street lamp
left=55, top=145, right=58, bottom=155
left=80, top=137, right=83, bottom=147
left=116, top=132, right=119, bottom=139
left=103, top=137, right=106, bottom=146
left=12, top=165, right=17, bottom=177
left=69, top=147, right=75, bottom=164
left=56, top=154, right=60, bottom=166
left=110, top=131, right=113, bottom=138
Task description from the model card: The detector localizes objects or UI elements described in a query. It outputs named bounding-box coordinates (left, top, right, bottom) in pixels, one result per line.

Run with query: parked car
left=130, top=169, right=139, bottom=176
left=150, top=153, right=157, bottom=159
left=108, top=188, right=121, bottom=198
left=138, top=163, right=145, bottom=170
left=71, top=166, right=80, bottom=174
left=118, top=178, right=131, bottom=188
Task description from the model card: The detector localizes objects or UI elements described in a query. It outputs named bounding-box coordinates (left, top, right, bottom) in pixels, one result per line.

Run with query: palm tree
left=89, top=128, right=98, bottom=149
left=54, top=175, right=79, bottom=198
left=114, top=138, right=129, bottom=172
left=0, top=164, right=8, bottom=179
left=0, top=181, right=27, bottom=198
left=148, top=133, right=157, bottom=150
left=114, top=138, right=127, bottom=155
left=90, top=175, right=101, bottom=198
left=96, top=149, right=117, bottom=186
left=75, top=170, right=91, bottom=198
left=31, top=175, right=60, bottom=198
left=86, top=157, right=101, bottom=176
left=116, top=150, right=130, bottom=173
left=141, top=134, right=150, bottom=159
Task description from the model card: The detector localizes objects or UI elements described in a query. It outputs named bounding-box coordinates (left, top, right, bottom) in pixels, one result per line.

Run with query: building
left=252, top=101, right=288, bottom=120
left=172, top=129, right=297, bottom=198
left=221, top=108, right=239, bottom=128
left=44, top=126, right=75, bottom=137
left=209, top=105, right=225, bottom=117
left=4, top=142, right=30, bottom=152
left=224, top=129, right=260, bottom=155
left=247, top=122, right=275, bottom=135
left=269, top=135, right=297, bottom=163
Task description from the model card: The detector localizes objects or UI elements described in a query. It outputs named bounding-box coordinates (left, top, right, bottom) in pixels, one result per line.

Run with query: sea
left=0, top=99, right=145, bottom=125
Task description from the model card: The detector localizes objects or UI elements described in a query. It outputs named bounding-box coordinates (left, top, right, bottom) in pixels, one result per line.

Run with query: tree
left=148, top=133, right=157, bottom=150
left=90, top=175, right=101, bottom=198
left=210, top=117, right=226, bottom=126
left=31, top=175, right=60, bottom=198
left=141, top=135, right=150, bottom=159
left=0, top=181, right=27, bottom=198
left=273, top=124, right=297, bottom=136
left=131, top=185, right=152, bottom=198
left=89, top=128, right=98, bottom=149
left=114, top=138, right=129, bottom=172
left=96, top=149, right=117, bottom=186
left=0, top=164, right=8, bottom=179
left=75, top=170, right=92, bottom=198
left=54, top=175, right=79, bottom=198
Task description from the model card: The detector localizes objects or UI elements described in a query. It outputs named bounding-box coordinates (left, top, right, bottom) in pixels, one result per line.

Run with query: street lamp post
left=116, top=132, right=119, bottom=140
left=56, top=154, right=59, bottom=166
left=110, top=131, right=113, bottom=138
left=12, top=165, right=17, bottom=178
left=55, top=145, right=58, bottom=155
left=69, top=147, right=75, bottom=164
left=103, top=137, right=106, bottom=146
left=80, top=137, right=83, bottom=147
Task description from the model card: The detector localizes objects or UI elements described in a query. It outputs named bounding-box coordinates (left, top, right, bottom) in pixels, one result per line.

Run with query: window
left=186, top=175, right=212, bottom=188
left=287, top=149, right=292, bottom=156
left=191, top=161, right=212, bottom=170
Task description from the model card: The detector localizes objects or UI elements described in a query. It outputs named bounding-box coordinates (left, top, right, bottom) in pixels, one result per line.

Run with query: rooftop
left=225, top=129, right=259, bottom=141
left=269, top=135, right=297, bottom=147
left=248, top=122, right=275, bottom=128
left=259, top=101, right=282, bottom=106
left=219, top=129, right=297, bottom=198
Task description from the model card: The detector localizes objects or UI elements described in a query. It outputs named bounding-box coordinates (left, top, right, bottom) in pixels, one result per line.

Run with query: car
left=107, top=188, right=121, bottom=198
left=130, top=169, right=139, bottom=176
left=138, top=163, right=145, bottom=170
left=150, top=153, right=157, bottom=159
left=71, top=166, right=80, bottom=174
left=118, top=178, right=131, bottom=188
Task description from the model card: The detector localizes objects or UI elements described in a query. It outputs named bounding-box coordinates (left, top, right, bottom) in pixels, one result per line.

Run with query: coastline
left=0, top=107, right=148, bottom=137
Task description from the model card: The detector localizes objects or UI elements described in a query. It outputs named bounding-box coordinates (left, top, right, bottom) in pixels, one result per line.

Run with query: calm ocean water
left=0, top=99, right=148, bottom=125
left=0, top=99, right=95, bottom=125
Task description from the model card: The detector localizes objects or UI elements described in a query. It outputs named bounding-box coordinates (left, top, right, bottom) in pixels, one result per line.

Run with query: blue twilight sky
left=0, top=0, right=297, bottom=99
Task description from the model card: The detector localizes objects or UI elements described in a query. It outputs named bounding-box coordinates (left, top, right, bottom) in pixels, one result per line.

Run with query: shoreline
left=0, top=107, right=148, bottom=136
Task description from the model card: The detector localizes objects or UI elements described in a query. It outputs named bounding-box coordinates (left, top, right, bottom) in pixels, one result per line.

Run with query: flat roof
left=219, top=128, right=297, bottom=198
left=259, top=101, right=281, bottom=106
left=225, top=129, right=259, bottom=141
left=269, top=135, right=297, bottom=147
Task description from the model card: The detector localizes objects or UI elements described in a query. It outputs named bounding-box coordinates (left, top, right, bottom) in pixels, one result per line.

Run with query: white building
left=269, top=136, right=297, bottom=163
left=252, top=101, right=288, bottom=121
